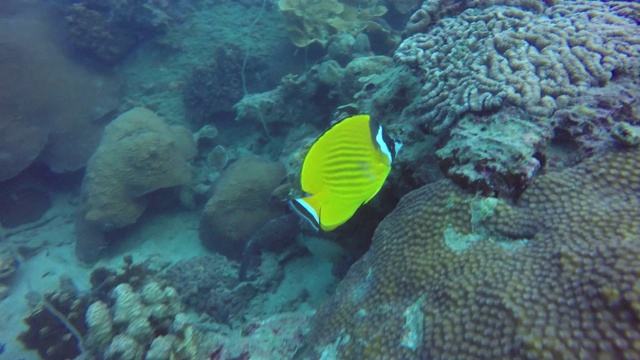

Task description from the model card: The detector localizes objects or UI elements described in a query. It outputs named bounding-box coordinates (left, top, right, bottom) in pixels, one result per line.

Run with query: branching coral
left=296, top=147, right=640, bottom=358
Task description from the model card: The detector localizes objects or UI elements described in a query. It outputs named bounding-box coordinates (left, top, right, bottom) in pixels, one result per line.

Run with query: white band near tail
left=289, top=199, right=320, bottom=231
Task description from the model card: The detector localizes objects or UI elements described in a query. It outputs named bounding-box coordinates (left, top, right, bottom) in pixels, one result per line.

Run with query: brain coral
left=199, top=156, right=286, bottom=260
left=82, top=107, right=196, bottom=229
left=396, top=0, right=640, bottom=133
left=392, top=0, right=640, bottom=195
left=296, top=147, right=640, bottom=359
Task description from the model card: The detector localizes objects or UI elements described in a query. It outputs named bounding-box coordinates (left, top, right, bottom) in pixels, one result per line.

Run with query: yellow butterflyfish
left=290, top=114, right=402, bottom=231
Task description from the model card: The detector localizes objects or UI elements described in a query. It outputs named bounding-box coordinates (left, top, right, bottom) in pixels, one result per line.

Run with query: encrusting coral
left=296, top=147, right=640, bottom=359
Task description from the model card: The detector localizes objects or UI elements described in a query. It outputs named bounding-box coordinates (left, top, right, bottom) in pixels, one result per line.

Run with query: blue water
left=0, top=0, right=638, bottom=359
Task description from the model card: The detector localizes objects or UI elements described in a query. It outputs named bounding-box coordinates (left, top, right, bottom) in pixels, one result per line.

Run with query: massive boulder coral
left=394, top=0, right=640, bottom=194
left=82, top=107, right=196, bottom=229
left=199, top=156, right=286, bottom=260
left=296, top=147, right=640, bottom=358
left=0, top=4, right=119, bottom=180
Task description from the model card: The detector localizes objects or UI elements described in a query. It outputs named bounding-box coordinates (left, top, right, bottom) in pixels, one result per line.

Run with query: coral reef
left=234, top=60, right=343, bottom=131
left=97, top=281, right=194, bottom=360
left=550, top=80, right=640, bottom=156
left=296, top=147, right=640, bottom=358
left=63, top=0, right=186, bottom=63
left=19, top=259, right=206, bottom=359
left=612, top=122, right=640, bottom=147
left=403, top=0, right=551, bottom=35
left=81, top=107, right=196, bottom=230
left=199, top=156, right=287, bottom=260
left=205, top=311, right=313, bottom=359
left=18, top=278, right=91, bottom=360
left=234, top=55, right=396, bottom=135
left=183, top=44, right=262, bottom=124
left=393, top=0, right=640, bottom=194
left=277, top=0, right=387, bottom=47
left=388, top=0, right=420, bottom=15
left=64, top=3, right=142, bottom=64
left=164, top=255, right=242, bottom=324
left=0, top=5, right=119, bottom=180
left=207, top=145, right=230, bottom=172
left=164, top=254, right=284, bottom=324
left=397, top=1, right=640, bottom=132
left=436, top=108, right=549, bottom=196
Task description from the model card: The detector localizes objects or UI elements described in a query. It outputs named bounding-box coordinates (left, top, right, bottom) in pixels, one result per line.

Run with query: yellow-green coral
left=277, top=0, right=387, bottom=47
left=297, top=148, right=640, bottom=359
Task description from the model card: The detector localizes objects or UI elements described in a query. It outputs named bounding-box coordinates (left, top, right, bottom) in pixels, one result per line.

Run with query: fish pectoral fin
left=319, top=198, right=361, bottom=231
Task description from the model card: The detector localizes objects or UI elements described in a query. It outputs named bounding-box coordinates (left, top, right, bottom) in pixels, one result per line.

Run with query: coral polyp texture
left=296, top=148, right=640, bottom=359
left=394, top=0, right=640, bottom=194
left=397, top=0, right=640, bottom=131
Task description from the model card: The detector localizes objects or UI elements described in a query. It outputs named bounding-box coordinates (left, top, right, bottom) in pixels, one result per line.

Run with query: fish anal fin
left=319, top=198, right=361, bottom=231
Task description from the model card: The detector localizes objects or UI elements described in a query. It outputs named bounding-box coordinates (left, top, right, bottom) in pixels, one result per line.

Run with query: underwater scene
left=0, top=0, right=639, bottom=359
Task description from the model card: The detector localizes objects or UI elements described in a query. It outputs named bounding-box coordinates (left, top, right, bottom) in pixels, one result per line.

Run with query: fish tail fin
left=290, top=194, right=322, bottom=231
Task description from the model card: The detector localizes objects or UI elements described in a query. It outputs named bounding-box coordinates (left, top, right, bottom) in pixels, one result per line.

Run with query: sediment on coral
left=297, top=147, right=640, bottom=359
